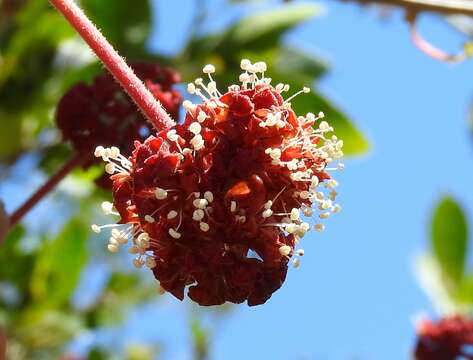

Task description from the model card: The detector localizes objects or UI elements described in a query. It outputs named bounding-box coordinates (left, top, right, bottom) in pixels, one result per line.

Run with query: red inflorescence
left=415, top=316, right=473, bottom=360
left=93, top=61, right=343, bottom=306
left=56, top=62, right=182, bottom=166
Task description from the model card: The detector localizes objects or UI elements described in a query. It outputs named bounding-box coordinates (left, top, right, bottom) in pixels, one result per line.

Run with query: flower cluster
left=414, top=316, right=473, bottom=359
left=56, top=62, right=182, bottom=184
left=92, top=60, right=344, bottom=306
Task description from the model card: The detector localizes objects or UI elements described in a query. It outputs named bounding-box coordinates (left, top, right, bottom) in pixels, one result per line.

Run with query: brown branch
left=340, top=0, right=473, bottom=16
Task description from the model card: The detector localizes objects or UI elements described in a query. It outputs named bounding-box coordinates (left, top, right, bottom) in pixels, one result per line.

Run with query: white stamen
left=168, top=228, right=181, bottom=239
left=279, top=245, right=292, bottom=256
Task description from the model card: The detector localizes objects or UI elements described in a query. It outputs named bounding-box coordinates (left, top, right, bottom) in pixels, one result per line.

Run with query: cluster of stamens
left=92, top=60, right=344, bottom=306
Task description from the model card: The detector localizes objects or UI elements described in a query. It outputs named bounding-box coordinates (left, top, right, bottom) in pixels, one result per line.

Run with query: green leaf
left=81, top=0, right=152, bottom=56
left=14, top=311, right=83, bottom=351
left=220, top=3, right=321, bottom=51
left=29, top=219, right=88, bottom=308
left=275, top=47, right=328, bottom=82
left=431, top=196, right=468, bottom=285
left=190, top=317, right=210, bottom=360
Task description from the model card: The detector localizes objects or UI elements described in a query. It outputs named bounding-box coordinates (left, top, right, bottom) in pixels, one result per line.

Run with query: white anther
left=318, top=111, right=325, bottom=118
left=166, top=129, right=179, bottom=142
left=145, top=257, right=157, bottom=269
left=91, top=224, right=101, bottom=233
left=187, top=83, right=196, bottom=94
left=183, top=100, right=196, bottom=112
left=105, top=163, right=115, bottom=174
left=319, top=121, right=330, bottom=131
left=333, top=204, right=342, bottom=213
left=292, top=258, right=301, bottom=268
left=303, top=87, right=310, bottom=93
left=167, top=210, right=178, bottom=220
left=94, top=146, right=105, bottom=157
left=270, top=148, right=281, bottom=160
left=128, top=246, right=140, bottom=254
left=199, top=222, right=210, bottom=232
left=239, top=73, right=251, bottom=83
left=296, top=249, right=305, bottom=256
left=254, top=61, right=267, bottom=72
left=264, top=200, right=273, bottom=210
left=109, top=146, right=120, bottom=158
left=276, top=120, right=286, bottom=128
left=236, top=215, right=246, bottom=223
left=300, top=222, right=310, bottom=232
left=193, top=209, right=205, bottom=221
left=299, top=191, right=311, bottom=200
left=145, top=215, right=155, bottom=223
left=193, top=198, right=208, bottom=209
left=303, top=208, right=313, bottom=217
left=230, top=201, right=237, bottom=213
left=107, top=244, right=119, bottom=253
left=279, top=245, right=292, bottom=256
left=285, top=223, right=297, bottom=234
left=136, top=233, right=150, bottom=248
left=327, top=179, right=339, bottom=188
left=240, top=59, right=251, bottom=70
left=197, top=111, right=207, bottom=123
left=319, top=212, right=331, bottom=219
left=101, top=201, right=114, bottom=215
left=189, top=122, right=202, bottom=135
left=204, top=191, right=214, bottom=203
left=203, top=64, right=216, bottom=74
left=262, top=209, right=273, bottom=218
left=133, top=257, right=144, bottom=268
left=314, top=223, right=325, bottom=232
left=168, top=228, right=182, bottom=239
left=190, top=134, right=205, bottom=150
left=154, top=187, right=168, bottom=200
left=207, top=81, right=217, bottom=93
left=290, top=208, right=300, bottom=221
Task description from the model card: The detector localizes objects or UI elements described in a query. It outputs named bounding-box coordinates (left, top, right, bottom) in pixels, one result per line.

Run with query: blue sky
left=2, top=1, right=473, bottom=359
left=148, top=1, right=473, bottom=359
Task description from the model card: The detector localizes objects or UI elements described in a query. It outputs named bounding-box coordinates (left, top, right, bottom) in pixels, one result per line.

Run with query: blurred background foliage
left=0, top=0, right=368, bottom=358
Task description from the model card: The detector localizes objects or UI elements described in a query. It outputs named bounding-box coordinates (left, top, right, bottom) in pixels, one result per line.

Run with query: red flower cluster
left=415, top=316, right=473, bottom=360
left=56, top=62, right=182, bottom=165
left=93, top=61, right=343, bottom=306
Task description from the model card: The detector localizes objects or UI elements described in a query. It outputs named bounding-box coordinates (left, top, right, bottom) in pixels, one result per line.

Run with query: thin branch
left=340, top=0, right=473, bottom=16
left=49, top=0, right=175, bottom=131
left=407, top=12, right=470, bottom=62
left=7, top=152, right=89, bottom=231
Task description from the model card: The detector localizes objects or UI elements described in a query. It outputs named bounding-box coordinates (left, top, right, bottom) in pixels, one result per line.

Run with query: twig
left=48, top=0, right=175, bottom=131
left=7, top=152, right=89, bottom=231
left=340, top=0, right=473, bottom=16
left=407, top=12, right=471, bottom=62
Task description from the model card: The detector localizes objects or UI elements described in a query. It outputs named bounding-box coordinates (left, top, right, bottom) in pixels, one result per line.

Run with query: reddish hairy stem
left=7, top=152, right=89, bottom=231
left=0, top=327, right=5, bottom=360
left=48, top=0, right=175, bottom=131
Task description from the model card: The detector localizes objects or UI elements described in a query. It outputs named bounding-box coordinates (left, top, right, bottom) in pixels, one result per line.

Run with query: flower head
left=414, top=316, right=473, bottom=359
left=56, top=62, right=182, bottom=185
left=93, top=60, right=344, bottom=306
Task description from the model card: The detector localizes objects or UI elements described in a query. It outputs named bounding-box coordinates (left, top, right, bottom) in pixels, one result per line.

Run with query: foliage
left=416, top=196, right=473, bottom=315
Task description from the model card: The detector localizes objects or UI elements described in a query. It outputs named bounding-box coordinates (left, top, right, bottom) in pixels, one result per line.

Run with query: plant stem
left=339, top=0, right=473, bottom=16
left=7, top=152, right=89, bottom=229
left=48, top=0, right=175, bottom=131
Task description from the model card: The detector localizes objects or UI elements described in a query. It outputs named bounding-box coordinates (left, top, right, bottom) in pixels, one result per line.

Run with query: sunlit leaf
left=219, top=3, right=321, bottom=51
left=30, top=219, right=88, bottom=308
left=431, top=196, right=468, bottom=285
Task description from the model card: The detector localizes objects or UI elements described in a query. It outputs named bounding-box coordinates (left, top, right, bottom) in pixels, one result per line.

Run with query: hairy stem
left=7, top=152, right=89, bottom=230
left=49, top=0, right=175, bottom=130
left=340, top=0, right=473, bottom=16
